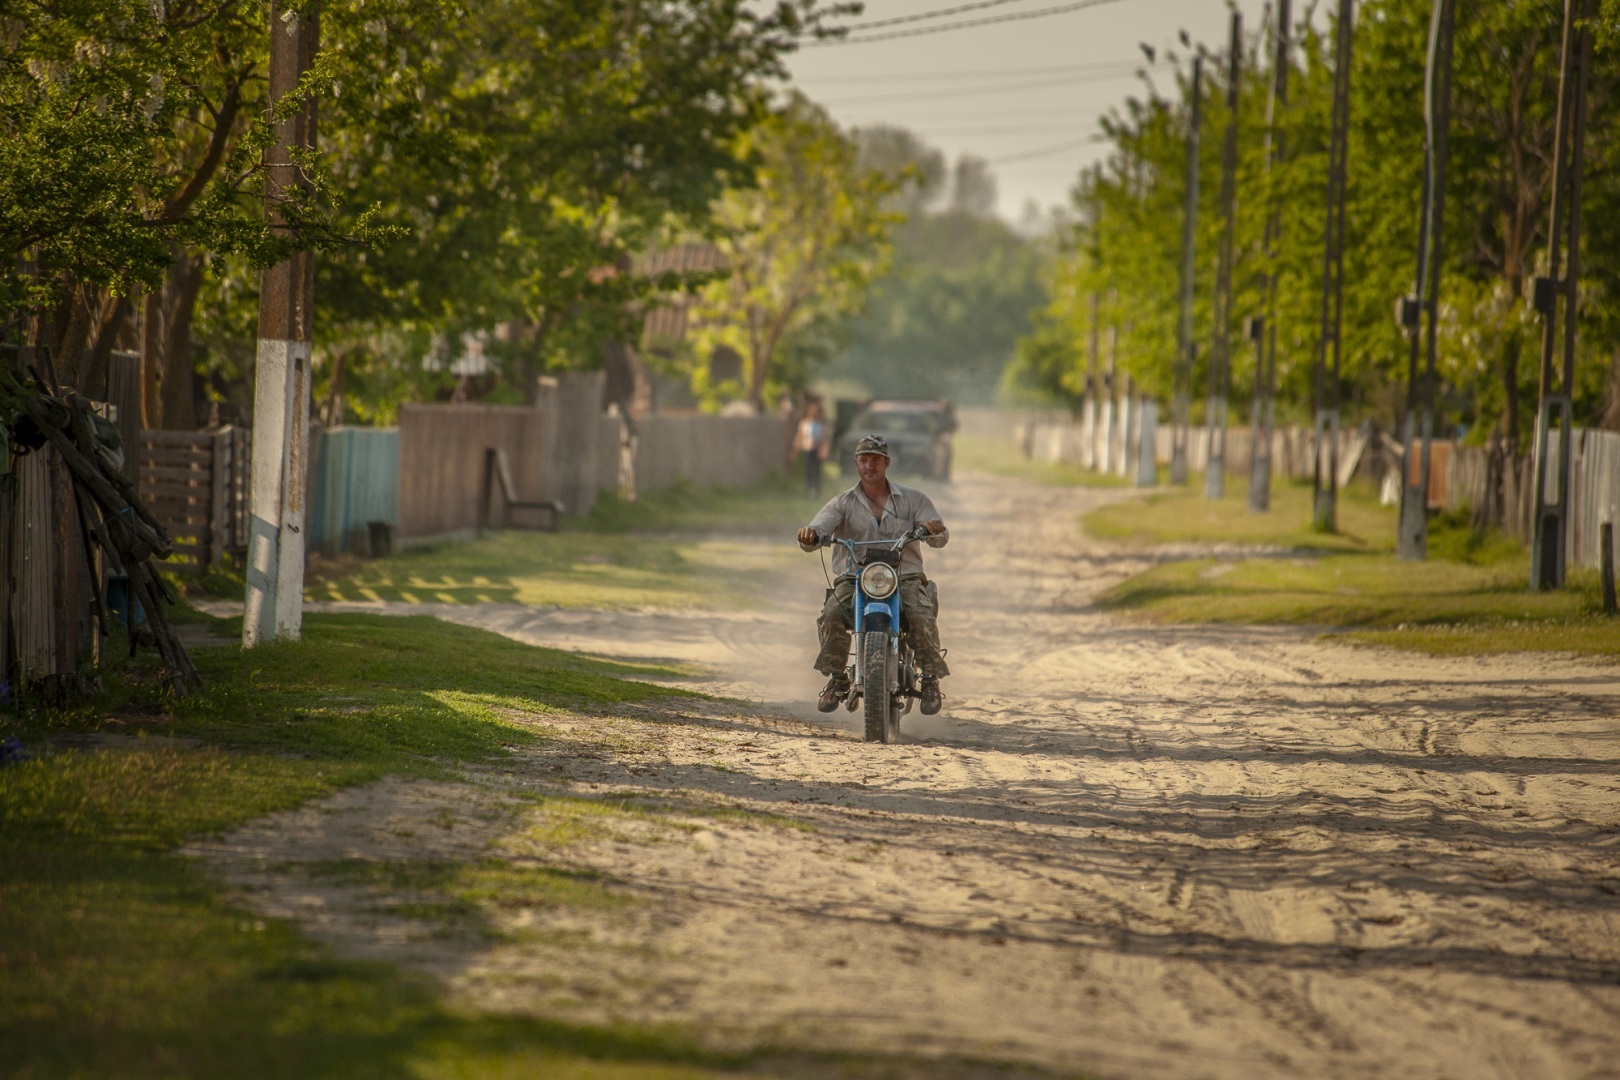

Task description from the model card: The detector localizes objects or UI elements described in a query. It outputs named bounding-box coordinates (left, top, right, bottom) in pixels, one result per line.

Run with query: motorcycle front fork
left=848, top=632, right=918, bottom=708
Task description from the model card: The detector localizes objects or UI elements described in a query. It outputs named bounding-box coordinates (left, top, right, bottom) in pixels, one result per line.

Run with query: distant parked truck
left=835, top=398, right=956, bottom=481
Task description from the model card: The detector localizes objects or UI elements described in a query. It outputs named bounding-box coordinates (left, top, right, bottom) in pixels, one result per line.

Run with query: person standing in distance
left=796, top=434, right=950, bottom=715
left=793, top=400, right=831, bottom=498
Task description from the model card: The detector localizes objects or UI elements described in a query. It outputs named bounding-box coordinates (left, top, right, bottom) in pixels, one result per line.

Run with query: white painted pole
left=243, top=2, right=316, bottom=648
left=1136, top=402, right=1159, bottom=487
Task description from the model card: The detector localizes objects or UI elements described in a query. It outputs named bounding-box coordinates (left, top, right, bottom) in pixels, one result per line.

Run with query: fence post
left=479, top=447, right=496, bottom=537
left=1602, top=521, right=1616, bottom=615
left=208, top=429, right=230, bottom=569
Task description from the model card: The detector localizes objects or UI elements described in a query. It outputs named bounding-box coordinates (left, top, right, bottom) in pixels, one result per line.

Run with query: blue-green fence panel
left=310, top=427, right=399, bottom=555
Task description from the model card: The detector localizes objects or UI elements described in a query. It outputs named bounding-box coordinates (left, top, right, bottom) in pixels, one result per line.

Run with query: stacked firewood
left=1, top=362, right=200, bottom=694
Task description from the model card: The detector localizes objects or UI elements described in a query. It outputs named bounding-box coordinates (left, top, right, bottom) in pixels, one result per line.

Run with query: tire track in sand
left=192, top=469, right=1620, bottom=1079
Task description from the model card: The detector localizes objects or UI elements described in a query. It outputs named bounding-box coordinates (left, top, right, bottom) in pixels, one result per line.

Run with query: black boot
left=818, top=674, right=850, bottom=713
left=919, top=676, right=942, bottom=715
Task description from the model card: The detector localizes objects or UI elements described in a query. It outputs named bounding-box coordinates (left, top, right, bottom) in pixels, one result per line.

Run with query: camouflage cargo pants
left=814, top=575, right=950, bottom=678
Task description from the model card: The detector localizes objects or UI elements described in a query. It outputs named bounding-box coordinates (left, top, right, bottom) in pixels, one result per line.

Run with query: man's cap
left=853, top=434, right=890, bottom=459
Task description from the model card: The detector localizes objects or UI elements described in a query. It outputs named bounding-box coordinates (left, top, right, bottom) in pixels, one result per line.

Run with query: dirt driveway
left=192, top=472, right=1620, bottom=1079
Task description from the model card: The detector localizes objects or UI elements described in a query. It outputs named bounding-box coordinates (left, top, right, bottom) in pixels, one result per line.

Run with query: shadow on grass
left=0, top=612, right=1071, bottom=1079
left=1, top=843, right=747, bottom=1080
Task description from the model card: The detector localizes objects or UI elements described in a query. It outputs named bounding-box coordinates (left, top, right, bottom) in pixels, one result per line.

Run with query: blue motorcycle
left=821, top=527, right=932, bottom=743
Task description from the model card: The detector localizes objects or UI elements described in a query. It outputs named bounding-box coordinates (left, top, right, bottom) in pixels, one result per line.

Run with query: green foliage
left=312, top=0, right=833, bottom=384
left=1018, top=0, right=1620, bottom=443
left=826, top=210, right=1047, bottom=405
left=682, top=94, right=901, bottom=409
left=0, top=0, right=395, bottom=329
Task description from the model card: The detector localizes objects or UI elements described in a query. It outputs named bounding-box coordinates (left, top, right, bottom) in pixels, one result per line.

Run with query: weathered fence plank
left=136, top=426, right=247, bottom=574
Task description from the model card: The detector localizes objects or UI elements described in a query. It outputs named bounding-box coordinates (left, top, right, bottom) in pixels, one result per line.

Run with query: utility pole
left=1397, top=0, right=1456, bottom=561
left=1250, top=0, right=1290, bottom=513
left=1086, top=290, right=1101, bottom=469
left=1529, top=0, right=1594, bottom=590
left=1312, top=0, right=1354, bottom=533
left=244, top=1, right=318, bottom=647
left=1207, top=12, right=1242, bottom=500
left=1172, top=52, right=1203, bottom=486
left=1102, top=312, right=1119, bottom=474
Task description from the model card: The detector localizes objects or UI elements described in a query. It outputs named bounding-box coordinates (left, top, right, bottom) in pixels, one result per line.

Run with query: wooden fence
left=137, top=427, right=249, bottom=572
left=398, top=403, right=558, bottom=539
left=1443, top=429, right=1620, bottom=571
left=1016, top=413, right=1373, bottom=487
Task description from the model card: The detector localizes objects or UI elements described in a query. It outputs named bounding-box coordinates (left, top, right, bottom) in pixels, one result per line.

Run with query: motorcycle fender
left=862, top=605, right=892, bottom=629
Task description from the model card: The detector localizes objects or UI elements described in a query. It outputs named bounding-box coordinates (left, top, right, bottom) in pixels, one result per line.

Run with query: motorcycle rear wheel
left=862, top=633, right=893, bottom=743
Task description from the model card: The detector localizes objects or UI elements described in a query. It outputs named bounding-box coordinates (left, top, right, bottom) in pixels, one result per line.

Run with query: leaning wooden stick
left=1, top=366, right=201, bottom=693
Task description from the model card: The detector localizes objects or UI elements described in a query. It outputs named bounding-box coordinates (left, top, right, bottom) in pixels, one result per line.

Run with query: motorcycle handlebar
left=815, top=527, right=933, bottom=549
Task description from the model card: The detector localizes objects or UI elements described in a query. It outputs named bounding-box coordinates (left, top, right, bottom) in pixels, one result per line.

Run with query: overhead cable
left=833, top=0, right=1051, bottom=32
left=986, top=134, right=1104, bottom=163
left=805, top=59, right=1142, bottom=84
left=802, top=0, right=1131, bottom=47
left=814, top=66, right=1140, bottom=106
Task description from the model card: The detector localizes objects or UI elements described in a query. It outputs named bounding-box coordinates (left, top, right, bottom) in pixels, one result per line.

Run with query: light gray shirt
left=800, top=480, right=949, bottom=578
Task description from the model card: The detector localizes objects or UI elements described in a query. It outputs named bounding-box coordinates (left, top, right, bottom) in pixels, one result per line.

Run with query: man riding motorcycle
left=796, top=434, right=951, bottom=715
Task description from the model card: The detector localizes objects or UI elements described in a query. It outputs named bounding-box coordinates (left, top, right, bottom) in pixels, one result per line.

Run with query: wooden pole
left=244, top=2, right=317, bottom=647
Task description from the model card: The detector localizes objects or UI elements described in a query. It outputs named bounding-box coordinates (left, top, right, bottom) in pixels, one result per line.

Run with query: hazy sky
left=784, top=0, right=1273, bottom=222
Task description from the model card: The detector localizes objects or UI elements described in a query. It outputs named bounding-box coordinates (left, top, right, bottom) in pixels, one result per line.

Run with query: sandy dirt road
left=193, top=471, right=1620, bottom=1079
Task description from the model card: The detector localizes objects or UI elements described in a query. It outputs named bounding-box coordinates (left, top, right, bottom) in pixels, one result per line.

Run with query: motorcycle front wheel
left=862, top=633, right=893, bottom=743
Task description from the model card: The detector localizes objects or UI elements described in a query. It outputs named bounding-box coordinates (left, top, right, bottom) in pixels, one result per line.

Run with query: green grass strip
left=1088, top=479, right=1618, bottom=657
left=0, top=613, right=753, bottom=1079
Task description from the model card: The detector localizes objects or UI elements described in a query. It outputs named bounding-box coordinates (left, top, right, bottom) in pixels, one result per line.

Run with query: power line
left=986, top=134, right=1105, bottom=163
left=814, top=66, right=1141, bottom=106
left=899, top=122, right=1102, bottom=136
left=802, top=0, right=1132, bottom=47
left=834, top=0, right=1050, bottom=32
left=802, top=59, right=1141, bottom=84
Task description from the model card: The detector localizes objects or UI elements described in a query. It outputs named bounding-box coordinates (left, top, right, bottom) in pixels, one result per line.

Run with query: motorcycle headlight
left=859, top=562, right=898, bottom=600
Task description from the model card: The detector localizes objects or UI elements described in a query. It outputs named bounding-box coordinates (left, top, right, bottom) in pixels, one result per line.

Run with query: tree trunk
left=159, top=252, right=205, bottom=430
left=1601, top=348, right=1620, bottom=431
left=1500, top=331, right=1521, bottom=454
left=140, top=289, right=164, bottom=428
left=320, top=349, right=345, bottom=427
left=139, top=250, right=207, bottom=430
left=79, top=293, right=131, bottom=400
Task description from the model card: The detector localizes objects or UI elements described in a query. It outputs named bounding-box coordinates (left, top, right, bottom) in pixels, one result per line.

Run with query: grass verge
left=1084, top=473, right=1394, bottom=551
left=1090, top=480, right=1619, bottom=658
left=0, top=611, right=764, bottom=1079
left=953, top=433, right=1131, bottom=487
left=301, top=475, right=819, bottom=611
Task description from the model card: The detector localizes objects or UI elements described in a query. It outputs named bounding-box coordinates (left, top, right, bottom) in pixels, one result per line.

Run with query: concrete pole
left=1100, top=316, right=1118, bottom=473
left=1172, top=54, right=1203, bottom=486
left=1250, top=0, right=1289, bottom=513
left=1312, top=0, right=1354, bottom=533
left=1530, top=0, right=1593, bottom=590
left=1084, top=291, right=1100, bottom=470
left=1207, top=12, right=1242, bottom=500
left=1136, top=401, right=1159, bottom=487
left=1400, top=0, right=1456, bottom=561
left=244, top=1, right=317, bottom=647
left=1119, top=374, right=1137, bottom=479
